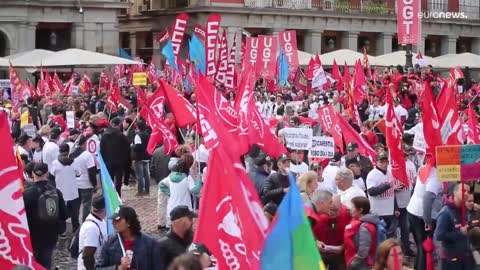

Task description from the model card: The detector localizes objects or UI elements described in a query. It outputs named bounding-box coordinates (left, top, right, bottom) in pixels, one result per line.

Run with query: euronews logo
left=419, top=11, right=468, bottom=19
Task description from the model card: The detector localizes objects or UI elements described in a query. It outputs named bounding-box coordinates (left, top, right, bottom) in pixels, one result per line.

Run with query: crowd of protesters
left=2, top=62, right=480, bottom=270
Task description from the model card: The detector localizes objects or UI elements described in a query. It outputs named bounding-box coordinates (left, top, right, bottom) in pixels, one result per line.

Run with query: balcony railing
left=244, top=0, right=480, bottom=20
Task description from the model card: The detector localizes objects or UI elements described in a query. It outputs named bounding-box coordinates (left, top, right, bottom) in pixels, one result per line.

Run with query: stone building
left=119, top=0, right=480, bottom=62
left=0, top=0, right=130, bottom=57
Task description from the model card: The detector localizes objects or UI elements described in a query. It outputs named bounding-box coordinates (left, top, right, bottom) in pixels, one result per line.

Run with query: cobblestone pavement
left=52, top=182, right=162, bottom=270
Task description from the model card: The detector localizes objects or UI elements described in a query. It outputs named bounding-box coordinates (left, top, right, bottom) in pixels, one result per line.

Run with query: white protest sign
left=0, top=79, right=11, bottom=89
left=413, top=132, right=426, bottom=153
left=22, top=124, right=37, bottom=137
left=66, top=111, right=75, bottom=129
left=283, top=127, right=312, bottom=150
left=72, top=86, right=79, bottom=95
left=309, top=136, right=335, bottom=158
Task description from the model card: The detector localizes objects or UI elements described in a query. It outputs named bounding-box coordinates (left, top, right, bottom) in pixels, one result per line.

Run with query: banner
left=436, top=145, right=480, bottom=181
left=309, top=136, right=335, bottom=158
left=133, top=72, right=147, bottom=86
left=225, top=32, right=237, bottom=89
left=215, top=30, right=228, bottom=85
left=413, top=132, right=426, bottom=153
left=170, top=13, right=189, bottom=57
left=317, top=105, right=344, bottom=153
left=193, top=24, right=206, bottom=41
left=283, top=127, right=313, bottom=150
left=66, top=111, right=75, bottom=129
left=278, top=30, right=299, bottom=78
left=205, top=14, right=221, bottom=77
left=244, top=37, right=258, bottom=70
left=256, top=35, right=278, bottom=80
left=397, top=0, right=420, bottom=45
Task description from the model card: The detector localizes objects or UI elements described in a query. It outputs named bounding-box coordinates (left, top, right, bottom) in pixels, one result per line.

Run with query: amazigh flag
left=97, top=153, right=122, bottom=234
left=261, top=173, right=326, bottom=270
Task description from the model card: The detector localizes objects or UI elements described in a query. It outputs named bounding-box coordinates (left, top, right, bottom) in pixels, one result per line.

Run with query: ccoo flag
left=98, top=153, right=122, bottom=234
left=261, top=173, right=326, bottom=270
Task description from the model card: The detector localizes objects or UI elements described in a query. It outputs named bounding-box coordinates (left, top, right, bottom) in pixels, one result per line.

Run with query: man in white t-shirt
left=289, top=149, right=308, bottom=177
left=42, top=127, right=61, bottom=176
left=77, top=194, right=107, bottom=270
left=366, top=153, right=396, bottom=238
left=394, top=97, right=408, bottom=126
left=319, top=152, right=342, bottom=194
left=335, top=167, right=366, bottom=209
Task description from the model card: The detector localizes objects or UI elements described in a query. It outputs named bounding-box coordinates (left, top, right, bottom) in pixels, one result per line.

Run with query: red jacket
left=306, top=206, right=351, bottom=246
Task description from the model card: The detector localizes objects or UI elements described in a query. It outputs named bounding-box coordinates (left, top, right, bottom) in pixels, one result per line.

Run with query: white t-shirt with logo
left=49, top=159, right=80, bottom=201
left=353, top=176, right=366, bottom=191
left=393, top=160, right=417, bottom=208
left=321, top=164, right=339, bottom=193
left=75, top=151, right=96, bottom=189
left=337, top=185, right=366, bottom=210
left=290, top=162, right=309, bottom=177
left=366, top=167, right=394, bottom=216
left=77, top=214, right=107, bottom=270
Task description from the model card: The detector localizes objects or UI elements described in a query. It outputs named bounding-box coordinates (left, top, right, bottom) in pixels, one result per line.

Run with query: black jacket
left=23, top=181, right=67, bottom=250
left=261, top=172, right=290, bottom=205
left=100, top=127, right=131, bottom=170
left=150, top=145, right=171, bottom=183
left=158, top=230, right=193, bottom=269
left=132, top=129, right=151, bottom=161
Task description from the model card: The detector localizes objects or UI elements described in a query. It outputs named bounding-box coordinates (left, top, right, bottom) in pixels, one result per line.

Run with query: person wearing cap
left=70, top=135, right=98, bottom=222
left=343, top=142, right=373, bottom=175
left=188, top=243, right=216, bottom=269
left=66, top=128, right=81, bottom=152
left=320, top=152, right=342, bottom=194
left=98, top=206, right=162, bottom=270
left=366, top=96, right=385, bottom=122
left=345, top=158, right=367, bottom=192
left=16, top=133, right=33, bottom=164
left=49, top=143, right=81, bottom=232
left=249, top=154, right=273, bottom=196
left=289, top=149, right=309, bottom=176
left=100, top=116, right=131, bottom=197
left=261, top=153, right=291, bottom=205
left=158, top=205, right=196, bottom=268
left=366, top=153, right=397, bottom=239
left=78, top=194, right=107, bottom=270
left=42, top=127, right=61, bottom=174
left=360, top=121, right=379, bottom=148
left=32, top=135, right=45, bottom=163
left=23, top=162, right=67, bottom=269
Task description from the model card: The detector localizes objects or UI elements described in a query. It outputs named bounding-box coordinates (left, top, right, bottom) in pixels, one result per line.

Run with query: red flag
left=353, top=59, right=368, bottom=104
left=113, top=64, right=125, bottom=81
left=305, top=57, right=315, bottom=80
left=194, top=147, right=268, bottom=270
left=140, top=106, right=178, bottom=155
left=205, top=14, right=221, bottom=78
left=467, top=104, right=480, bottom=144
left=37, top=66, right=46, bottom=97
left=136, top=87, right=147, bottom=107
left=215, top=30, right=228, bottom=85
left=278, top=30, right=299, bottom=78
left=159, top=80, right=196, bottom=127
left=344, top=62, right=355, bottom=120
left=147, top=56, right=158, bottom=84
left=372, top=67, right=378, bottom=82
left=106, top=85, right=120, bottom=112
left=292, top=68, right=308, bottom=92
left=63, top=75, right=75, bottom=96
left=9, top=64, right=26, bottom=103
left=78, top=74, right=92, bottom=92
left=193, top=24, right=206, bottom=41
left=436, top=82, right=464, bottom=145
left=255, top=35, right=278, bottom=80
left=146, top=87, right=166, bottom=121
left=311, top=54, right=327, bottom=89
left=0, top=112, right=46, bottom=270
left=363, top=47, right=372, bottom=79
left=331, top=59, right=343, bottom=91
left=385, top=89, right=409, bottom=187
left=99, top=71, right=111, bottom=90
left=44, top=71, right=54, bottom=95
left=155, top=28, right=170, bottom=43
left=170, top=13, right=189, bottom=58
left=225, top=32, right=237, bottom=90
left=397, top=0, right=420, bottom=45
left=337, top=112, right=376, bottom=161
left=51, top=73, right=63, bottom=94
left=317, top=105, right=344, bottom=153
left=244, top=37, right=258, bottom=71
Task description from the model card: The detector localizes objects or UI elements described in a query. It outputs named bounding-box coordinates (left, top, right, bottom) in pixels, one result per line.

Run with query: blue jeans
left=79, top=188, right=93, bottom=222
left=135, top=160, right=151, bottom=193
left=33, top=244, right=55, bottom=269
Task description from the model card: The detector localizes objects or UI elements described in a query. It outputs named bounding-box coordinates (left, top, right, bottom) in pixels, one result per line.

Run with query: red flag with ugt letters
left=397, top=0, right=420, bottom=45
left=278, top=30, right=299, bottom=78
left=317, top=105, right=344, bottom=154
left=244, top=37, right=258, bottom=71
left=256, top=35, right=278, bottom=80
left=0, top=112, right=46, bottom=270
left=205, top=14, right=221, bottom=78
left=170, top=13, right=189, bottom=58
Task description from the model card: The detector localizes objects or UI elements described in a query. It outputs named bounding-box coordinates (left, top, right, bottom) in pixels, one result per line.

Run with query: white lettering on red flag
left=279, top=30, right=299, bottom=78
left=205, top=14, right=221, bottom=77
left=397, top=0, right=420, bottom=45
left=255, top=35, right=278, bottom=80
left=215, top=30, right=228, bottom=85
left=244, top=37, right=258, bottom=70
left=170, top=13, right=189, bottom=57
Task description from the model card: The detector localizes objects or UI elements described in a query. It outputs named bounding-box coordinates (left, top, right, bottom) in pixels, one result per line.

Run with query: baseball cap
left=110, top=205, right=137, bottom=221
left=331, top=152, right=342, bottom=163
left=373, top=143, right=386, bottom=151
left=188, top=243, right=211, bottom=256
left=170, top=205, right=198, bottom=221
left=276, top=153, right=291, bottom=163
left=33, top=163, right=48, bottom=176
left=376, top=152, right=389, bottom=161
left=347, top=142, right=359, bottom=151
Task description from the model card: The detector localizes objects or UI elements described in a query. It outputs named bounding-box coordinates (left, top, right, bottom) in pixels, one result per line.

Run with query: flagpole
left=126, top=113, right=140, bottom=134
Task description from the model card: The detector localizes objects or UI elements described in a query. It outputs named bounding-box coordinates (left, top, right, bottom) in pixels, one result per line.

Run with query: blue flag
left=189, top=34, right=206, bottom=75
left=162, top=40, right=176, bottom=69
left=98, top=153, right=122, bottom=234
left=119, top=48, right=132, bottom=60
left=279, top=49, right=289, bottom=87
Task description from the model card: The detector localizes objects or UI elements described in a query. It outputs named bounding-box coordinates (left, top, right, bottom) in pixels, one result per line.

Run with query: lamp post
left=405, top=44, right=413, bottom=68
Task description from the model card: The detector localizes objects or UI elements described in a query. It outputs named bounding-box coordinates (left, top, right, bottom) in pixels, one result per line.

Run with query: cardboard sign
left=22, top=124, right=36, bottom=138
left=436, top=145, right=480, bottom=181
left=413, top=132, right=426, bottom=153
left=283, top=127, right=312, bottom=150
left=66, top=111, right=75, bottom=129
left=133, top=72, right=147, bottom=86
left=309, top=136, right=335, bottom=158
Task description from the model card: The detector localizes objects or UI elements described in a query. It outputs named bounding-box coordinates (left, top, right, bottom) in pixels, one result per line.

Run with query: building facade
left=0, top=0, right=130, bottom=57
left=119, top=0, right=480, bottom=63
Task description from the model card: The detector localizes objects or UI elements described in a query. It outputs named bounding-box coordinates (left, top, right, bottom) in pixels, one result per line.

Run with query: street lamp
left=405, top=44, right=413, bottom=68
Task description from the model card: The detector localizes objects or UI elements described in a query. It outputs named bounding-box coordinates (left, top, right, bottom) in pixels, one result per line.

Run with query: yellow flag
left=20, top=110, right=29, bottom=128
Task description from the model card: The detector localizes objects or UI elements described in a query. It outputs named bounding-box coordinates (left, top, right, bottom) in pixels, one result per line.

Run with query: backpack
left=37, top=184, right=60, bottom=223
left=375, top=219, right=388, bottom=247
left=69, top=219, right=103, bottom=259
